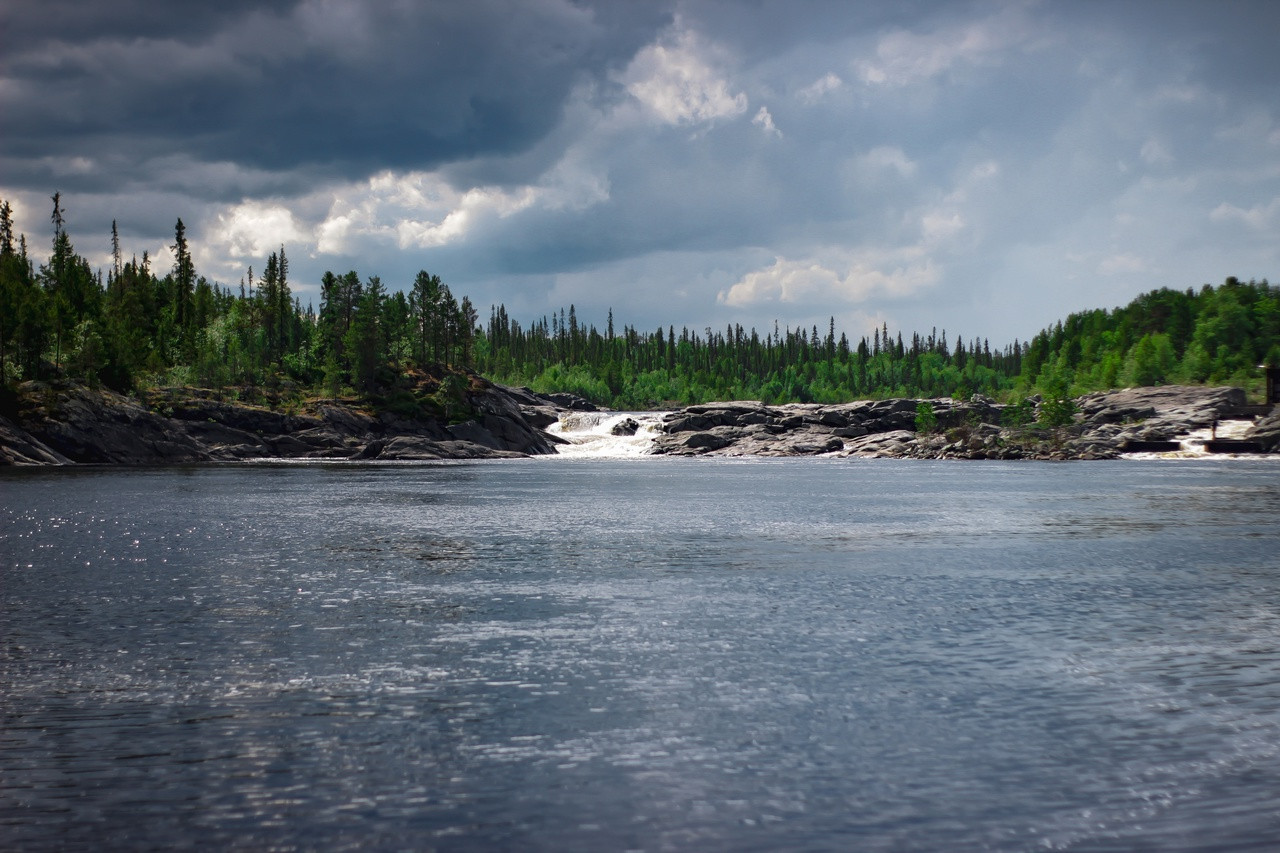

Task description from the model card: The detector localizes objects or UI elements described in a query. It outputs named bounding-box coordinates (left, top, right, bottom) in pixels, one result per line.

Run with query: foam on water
left=545, top=411, right=669, bottom=458
left=1124, top=418, right=1276, bottom=459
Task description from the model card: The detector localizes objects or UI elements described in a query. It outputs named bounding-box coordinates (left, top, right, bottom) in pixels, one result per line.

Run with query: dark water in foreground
left=2, top=458, right=1280, bottom=851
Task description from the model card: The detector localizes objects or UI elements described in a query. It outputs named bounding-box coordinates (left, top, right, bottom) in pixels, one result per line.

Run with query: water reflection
left=3, top=459, right=1280, bottom=850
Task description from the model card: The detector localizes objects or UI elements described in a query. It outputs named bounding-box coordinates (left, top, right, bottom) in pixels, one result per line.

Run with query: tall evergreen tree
left=171, top=218, right=195, bottom=339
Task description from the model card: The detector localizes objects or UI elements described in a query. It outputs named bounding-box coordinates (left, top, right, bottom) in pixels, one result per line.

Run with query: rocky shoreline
left=2, top=381, right=1277, bottom=466
left=649, top=385, right=1280, bottom=460
left=0, top=378, right=574, bottom=466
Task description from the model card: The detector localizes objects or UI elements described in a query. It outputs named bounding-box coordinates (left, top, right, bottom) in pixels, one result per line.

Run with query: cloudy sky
left=3, top=0, right=1278, bottom=347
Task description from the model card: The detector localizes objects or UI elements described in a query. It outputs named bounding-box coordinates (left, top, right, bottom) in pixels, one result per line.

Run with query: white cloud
left=313, top=153, right=611, bottom=256
left=752, top=106, right=781, bottom=137
left=718, top=252, right=939, bottom=308
left=209, top=200, right=309, bottom=264
left=856, top=146, right=917, bottom=178
left=1210, top=197, right=1280, bottom=230
left=396, top=186, right=537, bottom=249
left=798, top=72, right=843, bottom=103
left=855, top=6, right=1031, bottom=87
left=620, top=27, right=748, bottom=125
left=921, top=210, right=965, bottom=244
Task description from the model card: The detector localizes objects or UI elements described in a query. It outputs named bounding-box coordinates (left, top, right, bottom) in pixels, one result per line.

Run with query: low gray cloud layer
left=3, top=0, right=1278, bottom=345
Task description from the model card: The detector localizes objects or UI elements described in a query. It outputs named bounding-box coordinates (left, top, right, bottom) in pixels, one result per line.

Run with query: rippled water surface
left=3, top=459, right=1280, bottom=851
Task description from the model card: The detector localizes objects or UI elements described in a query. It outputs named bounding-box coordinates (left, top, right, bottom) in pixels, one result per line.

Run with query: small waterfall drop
left=1124, top=418, right=1258, bottom=458
left=545, top=411, right=669, bottom=458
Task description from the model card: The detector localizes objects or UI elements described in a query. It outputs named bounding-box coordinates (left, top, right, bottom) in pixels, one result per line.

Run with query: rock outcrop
left=0, top=415, right=70, bottom=465
left=5, top=380, right=1270, bottom=466
left=0, top=378, right=569, bottom=466
left=648, top=386, right=1270, bottom=460
left=1075, top=385, right=1248, bottom=440
left=1245, top=406, right=1280, bottom=452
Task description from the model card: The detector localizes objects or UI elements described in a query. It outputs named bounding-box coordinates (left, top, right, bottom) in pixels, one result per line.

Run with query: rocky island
left=650, top=385, right=1280, bottom=460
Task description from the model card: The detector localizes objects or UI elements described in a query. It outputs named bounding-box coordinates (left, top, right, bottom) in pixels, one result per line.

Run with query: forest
left=2, top=195, right=1278, bottom=410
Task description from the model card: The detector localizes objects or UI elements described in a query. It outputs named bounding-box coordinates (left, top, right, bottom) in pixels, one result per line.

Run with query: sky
left=3, top=0, right=1279, bottom=349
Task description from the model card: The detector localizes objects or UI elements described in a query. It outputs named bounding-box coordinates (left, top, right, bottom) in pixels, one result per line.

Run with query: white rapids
left=545, top=411, right=669, bottom=458
left=1124, top=418, right=1264, bottom=459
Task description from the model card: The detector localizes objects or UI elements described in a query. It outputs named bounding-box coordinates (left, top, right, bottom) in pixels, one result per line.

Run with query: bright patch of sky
left=2, top=0, right=1278, bottom=346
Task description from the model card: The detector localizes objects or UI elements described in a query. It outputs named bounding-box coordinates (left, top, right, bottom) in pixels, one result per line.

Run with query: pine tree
left=110, top=219, right=121, bottom=281
left=171, top=218, right=195, bottom=339
left=0, top=200, right=13, bottom=256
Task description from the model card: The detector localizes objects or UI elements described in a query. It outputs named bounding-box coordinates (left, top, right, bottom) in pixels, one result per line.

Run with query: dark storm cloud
left=0, top=0, right=674, bottom=189
left=3, top=0, right=1278, bottom=347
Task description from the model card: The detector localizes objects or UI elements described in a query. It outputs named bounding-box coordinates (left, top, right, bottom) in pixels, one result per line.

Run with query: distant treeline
left=478, top=304, right=1024, bottom=406
left=2, top=195, right=1277, bottom=408
left=479, top=276, right=1280, bottom=407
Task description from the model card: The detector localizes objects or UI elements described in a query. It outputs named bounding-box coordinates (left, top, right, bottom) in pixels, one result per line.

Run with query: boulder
left=538, top=392, right=597, bottom=411
left=841, top=430, right=918, bottom=458
left=471, top=386, right=558, bottom=454
left=1245, top=406, right=1280, bottom=452
left=352, top=439, right=387, bottom=460
left=783, top=435, right=844, bottom=455
left=610, top=417, right=640, bottom=436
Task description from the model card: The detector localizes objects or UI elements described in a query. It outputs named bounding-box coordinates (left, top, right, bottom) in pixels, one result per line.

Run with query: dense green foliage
left=0, top=197, right=477, bottom=395
left=477, top=305, right=1023, bottom=406
left=477, top=277, right=1279, bottom=408
left=2, top=195, right=1276, bottom=410
left=1019, top=278, right=1280, bottom=396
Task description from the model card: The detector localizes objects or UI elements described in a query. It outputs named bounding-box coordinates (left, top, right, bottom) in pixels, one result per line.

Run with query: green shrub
left=914, top=401, right=939, bottom=434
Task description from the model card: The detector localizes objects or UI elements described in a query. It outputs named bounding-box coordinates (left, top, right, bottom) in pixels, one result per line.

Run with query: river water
left=3, top=457, right=1280, bottom=851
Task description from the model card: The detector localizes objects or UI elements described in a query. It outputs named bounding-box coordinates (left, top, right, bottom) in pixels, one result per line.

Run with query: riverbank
left=3, top=381, right=1277, bottom=465
left=0, top=377, right=577, bottom=465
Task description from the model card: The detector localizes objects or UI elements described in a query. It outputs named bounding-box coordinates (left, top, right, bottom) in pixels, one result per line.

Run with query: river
left=3, top=458, right=1280, bottom=850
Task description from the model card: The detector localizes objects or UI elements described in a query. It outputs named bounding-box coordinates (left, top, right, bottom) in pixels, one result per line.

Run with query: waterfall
left=1123, top=419, right=1257, bottom=458
left=544, top=411, right=668, bottom=458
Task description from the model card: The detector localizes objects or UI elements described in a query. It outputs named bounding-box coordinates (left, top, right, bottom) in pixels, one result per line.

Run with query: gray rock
left=18, top=385, right=207, bottom=464
left=1245, top=406, right=1280, bottom=451
left=1, top=377, right=567, bottom=466
left=0, top=415, right=70, bottom=465
left=446, top=420, right=503, bottom=450
left=538, top=392, right=597, bottom=411
left=841, top=430, right=918, bottom=458
left=352, top=439, right=386, bottom=460
left=316, top=404, right=379, bottom=437
left=471, top=386, right=558, bottom=454
left=375, top=436, right=442, bottom=460
left=610, top=417, right=640, bottom=436
left=783, top=435, right=844, bottom=455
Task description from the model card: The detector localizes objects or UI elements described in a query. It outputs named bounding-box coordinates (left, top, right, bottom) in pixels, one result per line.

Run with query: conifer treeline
left=1018, top=279, right=1280, bottom=396
left=477, top=304, right=1022, bottom=406
left=479, top=277, right=1280, bottom=407
left=0, top=197, right=477, bottom=394
left=2, top=195, right=1277, bottom=408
